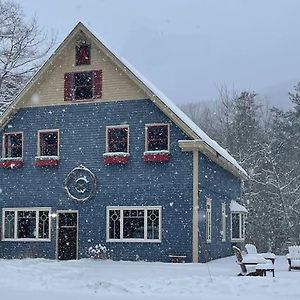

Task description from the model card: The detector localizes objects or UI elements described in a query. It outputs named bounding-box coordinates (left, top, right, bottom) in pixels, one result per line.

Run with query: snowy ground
left=0, top=256, right=299, bottom=300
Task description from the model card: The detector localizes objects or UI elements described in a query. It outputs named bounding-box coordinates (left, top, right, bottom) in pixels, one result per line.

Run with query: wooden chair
left=287, top=245, right=300, bottom=271
left=245, top=243, right=276, bottom=264
left=233, top=246, right=258, bottom=276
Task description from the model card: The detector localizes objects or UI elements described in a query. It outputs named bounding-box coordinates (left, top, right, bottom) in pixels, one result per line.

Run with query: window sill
left=103, top=152, right=129, bottom=165
left=0, top=158, right=23, bottom=169
left=106, top=239, right=161, bottom=243
left=144, top=151, right=170, bottom=162
left=2, top=238, right=51, bottom=242
left=231, top=238, right=245, bottom=242
left=35, top=156, right=59, bottom=167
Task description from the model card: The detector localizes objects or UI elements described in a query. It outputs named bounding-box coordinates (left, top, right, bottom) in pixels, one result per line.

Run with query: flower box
left=0, top=158, right=23, bottom=169
left=103, top=152, right=129, bottom=165
left=35, top=156, right=59, bottom=167
left=143, top=151, right=170, bottom=163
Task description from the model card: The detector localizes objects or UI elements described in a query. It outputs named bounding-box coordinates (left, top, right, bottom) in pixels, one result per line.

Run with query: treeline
left=182, top=85, right=300, bottom=253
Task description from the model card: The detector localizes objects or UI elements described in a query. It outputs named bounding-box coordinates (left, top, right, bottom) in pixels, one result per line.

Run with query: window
left=64, top=70, right=102, bottom=101
left=107, top=206, right=161, bottom=242
left=3, top=132, right=23, bottom=158
left=206, top=198, right=212, bottom=242
left=37, top=130, right=59, bottom=157
left=221, top=203, right=226, bottom=242
left=2, top=208, right=51, bottom=241
left=231, top=212, right=246, bottom=241
left=106, top=126, right=129, bottom=153
left=145, top=124, right=169, bottom=152
left=76, top=44, right=91, bottom=65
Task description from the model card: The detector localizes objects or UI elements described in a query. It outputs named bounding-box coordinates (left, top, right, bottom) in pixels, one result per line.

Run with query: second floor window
left=146, top=124, right=169, bottom=152
left=38, top=130, right=59, bottom=157
left=106, top=126, right=129, bottom=153
left=3, top=133, right=23, bottom=158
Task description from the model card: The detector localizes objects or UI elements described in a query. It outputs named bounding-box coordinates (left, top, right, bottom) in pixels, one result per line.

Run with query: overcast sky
left=15, top=0, right=300, bottom=107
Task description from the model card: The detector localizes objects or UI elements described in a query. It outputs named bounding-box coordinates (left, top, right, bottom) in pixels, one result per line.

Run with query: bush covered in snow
left=88, top=244, right=110, bottom=260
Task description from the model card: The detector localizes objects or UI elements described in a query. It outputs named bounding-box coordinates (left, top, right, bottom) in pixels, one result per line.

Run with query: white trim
left=192, top=150, right=199, bottom=263
left=56, top=210, right=79, bottom=260
left=145, top=123, right=170, bottom=152
left=206, top=198, right=212, bottom=243
left=2, top=207, right=51, bottom=242
left=2, top=131, right=24, bottom=159
left=221, top=202, right=226, bottom=242
left=230, top=212, right=246, bottom=242
left=106, top=206, right=162, bottom=243
left=37, top=129, right=60, bottom=158
left=105, top=125, right=129, bottom=154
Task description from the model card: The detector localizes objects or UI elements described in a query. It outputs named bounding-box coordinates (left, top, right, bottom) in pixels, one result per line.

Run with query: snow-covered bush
left=88, top=244, right=110, bottom=260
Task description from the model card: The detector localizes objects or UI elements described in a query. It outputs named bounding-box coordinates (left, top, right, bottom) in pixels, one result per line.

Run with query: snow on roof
left=230, top=200, right=248, bottom=213
left=85, top=24, right=247, bottom=177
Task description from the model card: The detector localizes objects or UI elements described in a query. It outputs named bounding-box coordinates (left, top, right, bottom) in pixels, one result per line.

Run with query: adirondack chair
left=286, top=245, right=300, bottom=271
left=245, top=244, right=276, bottom=264
left=232, top=246, right=272, bottom=276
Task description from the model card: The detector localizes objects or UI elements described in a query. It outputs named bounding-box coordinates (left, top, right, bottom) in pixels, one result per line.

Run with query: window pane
left=74, top=72, right=93, bottom=100
left=147, top=209, right=159, bottom=239
left=38, top=211, right=49, bottom=239
left=123, top=210, right=144, bottom=239
left=17, top=211, right=36, bottom=238
left=4, top=134, right=22, bottom=158
left=232, top=213, right=240, bottom=239
left=40, top=131, right=58, bottom=156
left=109, top=210, right=120, bottom=239
left=108, top=128, right=128, bottom=152
left=147, top=125, right=168, bottom=151
left=4, top=211, right=15, bottom=238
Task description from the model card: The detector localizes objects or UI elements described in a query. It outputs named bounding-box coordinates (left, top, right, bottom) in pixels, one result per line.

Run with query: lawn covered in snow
left=0, top=256, right=299, bottom=300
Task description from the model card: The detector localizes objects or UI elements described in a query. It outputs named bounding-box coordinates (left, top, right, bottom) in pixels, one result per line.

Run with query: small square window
left=38, top=130, right=59, bottom=157
left=76, top=44, right=90, bottom=65
left=107, top=126, right=129, bottom=153
left=3, top=133, right=23, bottom=158
left=146, top=124, right=169, bottom=151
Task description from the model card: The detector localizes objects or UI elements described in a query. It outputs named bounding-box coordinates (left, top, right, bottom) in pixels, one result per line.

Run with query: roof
left=0, top=22, right=247, bottom=179
left=230, top=200, right=248, bottom=213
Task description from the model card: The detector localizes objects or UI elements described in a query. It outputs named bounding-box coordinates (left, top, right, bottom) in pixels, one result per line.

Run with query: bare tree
left=0, top=0, right=54, bottom=114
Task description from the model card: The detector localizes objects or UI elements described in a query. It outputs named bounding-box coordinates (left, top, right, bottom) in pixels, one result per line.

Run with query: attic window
left=76, top=44, right=90, bottom=65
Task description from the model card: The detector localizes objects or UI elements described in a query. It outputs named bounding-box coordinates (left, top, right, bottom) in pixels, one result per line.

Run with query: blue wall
left=0, top=99, right=195, bottom=261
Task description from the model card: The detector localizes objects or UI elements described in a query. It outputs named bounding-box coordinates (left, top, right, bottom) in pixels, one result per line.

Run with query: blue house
left=0, top=23, right=247, bottom=262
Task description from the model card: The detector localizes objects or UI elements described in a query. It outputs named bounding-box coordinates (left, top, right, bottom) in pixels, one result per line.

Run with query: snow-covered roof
left=230, top=200, right=248, bottom=213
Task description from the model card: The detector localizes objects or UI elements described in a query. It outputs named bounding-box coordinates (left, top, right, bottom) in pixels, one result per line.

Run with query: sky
left=15, top=0, right=300, bottom=108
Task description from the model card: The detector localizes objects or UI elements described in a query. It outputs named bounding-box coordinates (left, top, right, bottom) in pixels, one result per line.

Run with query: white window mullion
left=14, top=210, right=18, bottom=239
left=144, top=209, right=147, bottom=240
left=36, top=211, right=39, bottom=239
left=120, top=209, right=124, bottom=240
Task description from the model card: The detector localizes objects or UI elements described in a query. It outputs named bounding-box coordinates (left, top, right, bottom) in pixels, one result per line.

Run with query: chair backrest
left=245, top=244, right=258, bottom=255
left=233, top=246, right=247, bottom=274
left=289, top=246, right=300, bottom=260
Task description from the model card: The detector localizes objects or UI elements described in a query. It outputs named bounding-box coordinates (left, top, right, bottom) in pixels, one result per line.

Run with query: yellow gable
left=21, top=33, right=147, bottom=108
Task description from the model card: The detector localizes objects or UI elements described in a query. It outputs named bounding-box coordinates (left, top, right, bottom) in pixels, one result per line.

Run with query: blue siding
left=0, top=99, right=194, bottom=261
left=198, top=154, right=241, bottom=262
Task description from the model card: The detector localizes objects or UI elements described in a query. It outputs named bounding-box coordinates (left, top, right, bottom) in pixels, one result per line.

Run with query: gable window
left=76, top=44, right=91, bottom=65
left=64, top=70, right=102, bottom=101
left=3, top=208, right=51, bottom=241
left=144, top=124, right=170, bottom=162
left=107, top=206, right=161, bottom=242
left=221, top=203, right=226, bottom=242
left=36, top=130, right=59, bottom=167
left=206, top=198, right=212, bottom=243
left=104, top=126, right=129, bottom=164
left=3, top=133, right=23, bottom=158
left=231, top=212, right=246, bottom=241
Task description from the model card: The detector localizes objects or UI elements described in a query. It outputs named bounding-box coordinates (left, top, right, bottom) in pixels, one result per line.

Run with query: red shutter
left=92, top=70, right=102, bottom=99
left=64, top=73, right=74, bottom=101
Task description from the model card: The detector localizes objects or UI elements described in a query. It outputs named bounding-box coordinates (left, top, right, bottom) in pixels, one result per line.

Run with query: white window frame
left=221, top=202, right=226, bottom=242
left=106, top=206, right=162, bottom=243
left=2, top=132, right=24, bottom=159
left=36, top=129, right=60, bottom=158
left=206, top=198, right=212, bottom=243
left=231, top=212, right=246, bottom=242
left=105, top=125, right=130, bottom=154
left=145, top=123, right=170, bottom=152
left=2, top=207, right=51, bottom=242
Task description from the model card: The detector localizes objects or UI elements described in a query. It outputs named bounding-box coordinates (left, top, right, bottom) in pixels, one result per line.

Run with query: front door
left=57, top=211, right=78, bottom=260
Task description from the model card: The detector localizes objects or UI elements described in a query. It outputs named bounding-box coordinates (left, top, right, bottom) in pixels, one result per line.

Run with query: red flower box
left=103, top=153, right=129, bottom=165
left=0, top=159, right=23, bottom=169
left=144, top=152, right=170, bottom=162
left=35, top=156, right=59, bottom=167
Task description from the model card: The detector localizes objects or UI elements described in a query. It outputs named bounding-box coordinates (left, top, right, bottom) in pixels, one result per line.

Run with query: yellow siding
left=22, top=36, right=147, bottom=108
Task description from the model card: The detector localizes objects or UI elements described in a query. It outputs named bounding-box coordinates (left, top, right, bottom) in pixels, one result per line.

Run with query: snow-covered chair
left=233, top=246, right=273, bottom=276
left=245, top=244, right=276, bottom=264
left=286, top=245, right=300, bottom=271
